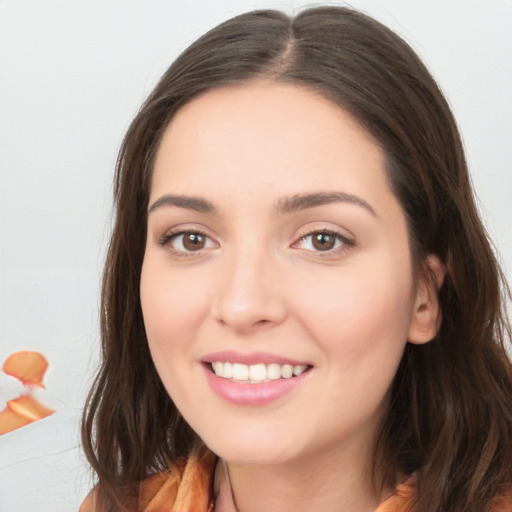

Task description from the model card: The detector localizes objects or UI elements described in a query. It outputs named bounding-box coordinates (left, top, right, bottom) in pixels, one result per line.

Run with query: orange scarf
left=80, top=444, right=415, bottom=512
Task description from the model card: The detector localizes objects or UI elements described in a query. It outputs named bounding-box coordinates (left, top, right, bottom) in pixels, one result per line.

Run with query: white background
left=0, top=1, right=511, bottom=510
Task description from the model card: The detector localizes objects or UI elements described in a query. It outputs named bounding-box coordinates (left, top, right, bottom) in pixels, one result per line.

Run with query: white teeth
left=223, top=362, right=233, bottom=378
left=281, top=364, right=293, bottom=379
left=211, top=361, right=309, bottom=382
left=293, top=365, right=307, bottom=376
left=267, top=363, right=281, bottom=380
left=249, top=363, right=266, bottom=381
left=232, top=363, right=249, bottom=381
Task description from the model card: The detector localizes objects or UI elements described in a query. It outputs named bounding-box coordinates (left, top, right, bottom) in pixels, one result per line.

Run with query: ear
left=408, top=254, right=446, bottom=345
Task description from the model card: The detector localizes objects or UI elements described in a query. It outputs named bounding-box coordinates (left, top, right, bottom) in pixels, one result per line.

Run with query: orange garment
left=80, top=446, right=216, bottom=512
left=80, top=444, right=415, bottom=512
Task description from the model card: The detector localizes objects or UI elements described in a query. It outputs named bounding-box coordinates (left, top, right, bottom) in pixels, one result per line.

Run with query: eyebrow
left=274, top=191, right=377, bottom=216
left=148, top=190, right=376, bottom=217
left=148, top=194, right=217, bottom=214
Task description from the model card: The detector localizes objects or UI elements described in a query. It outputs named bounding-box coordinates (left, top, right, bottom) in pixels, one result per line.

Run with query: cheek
left=291, top=262, right=414, bottom=432
left=141, top=253, right=206, bottom=335
left=293, top=254, right=415, bottom=368
left=139, top=255, right=209, bottom=389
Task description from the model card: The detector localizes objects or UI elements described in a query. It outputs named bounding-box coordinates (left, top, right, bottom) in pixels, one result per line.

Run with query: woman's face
left=141, top=83, right=432, bottom=468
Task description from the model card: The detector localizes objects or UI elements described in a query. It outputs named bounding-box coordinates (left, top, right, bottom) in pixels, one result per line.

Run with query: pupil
left=183, top=233, right=205, bottom=251
left=313, top=233, right=335, bottom=251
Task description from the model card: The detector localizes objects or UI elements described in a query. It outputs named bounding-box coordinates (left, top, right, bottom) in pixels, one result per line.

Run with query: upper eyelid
left=153, top=223, right=355, bottom=247
left=156, top=223, right=215, bottom=240
left=299, top=227, right=348, bottom=236
left=159, top=228, right=213, bottom=244
left=294, top=230, right=353, bottom=245
left=294, top=224, right=355, bottom=242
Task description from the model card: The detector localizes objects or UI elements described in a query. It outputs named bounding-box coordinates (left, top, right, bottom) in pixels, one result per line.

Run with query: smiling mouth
left=209, top=362, right=312, bottom=383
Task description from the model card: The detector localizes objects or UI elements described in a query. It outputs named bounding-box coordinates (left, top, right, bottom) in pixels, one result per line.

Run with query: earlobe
left=408, top=254, right=446, bottom=345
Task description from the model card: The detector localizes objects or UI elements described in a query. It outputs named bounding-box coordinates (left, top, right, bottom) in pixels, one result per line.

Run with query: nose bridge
left=213, top=236, right=285, bottom=332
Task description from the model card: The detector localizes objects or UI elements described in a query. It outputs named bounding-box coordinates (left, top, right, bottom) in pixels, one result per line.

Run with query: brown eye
left=182, top=233, right=206, bottom=251
left=311, top=232, right=336, bottom=251
left=295, top=230, right=353, bottom=254
left=161, top=231, right=215, bottom=253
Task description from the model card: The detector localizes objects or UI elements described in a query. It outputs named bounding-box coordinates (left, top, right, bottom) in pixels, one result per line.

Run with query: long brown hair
left=82, top=7, right=512, bottom=511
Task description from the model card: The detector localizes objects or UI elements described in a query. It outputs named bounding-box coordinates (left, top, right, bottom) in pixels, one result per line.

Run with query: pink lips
left=202, top=350, right=310, bottom=366
left=202, top=351, right=312, bottom=406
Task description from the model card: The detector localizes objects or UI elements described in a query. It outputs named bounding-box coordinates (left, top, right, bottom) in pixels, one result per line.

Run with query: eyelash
left=294, top=229, right=355, bottom=255
left=157, top=229, right=214, bottom=256
left=156, top=228, right=355, bottom=256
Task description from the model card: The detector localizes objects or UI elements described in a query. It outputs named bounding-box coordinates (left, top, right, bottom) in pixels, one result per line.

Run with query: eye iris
left=312, top=233, right=336, bottom=251
left=183, top=233, right=206, bottom=251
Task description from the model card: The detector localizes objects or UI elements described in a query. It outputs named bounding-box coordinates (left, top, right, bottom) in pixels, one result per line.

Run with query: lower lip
left=203, top=365, right=310, bottom=406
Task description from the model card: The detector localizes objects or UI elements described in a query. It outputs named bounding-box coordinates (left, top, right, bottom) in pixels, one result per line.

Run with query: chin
left=211, top=444, right=296, bottom=467
left=198, top=426, right=301, bottom=466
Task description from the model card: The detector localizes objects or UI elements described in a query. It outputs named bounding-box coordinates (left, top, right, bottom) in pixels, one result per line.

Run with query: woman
left=81, top=6, right=512, bottom=512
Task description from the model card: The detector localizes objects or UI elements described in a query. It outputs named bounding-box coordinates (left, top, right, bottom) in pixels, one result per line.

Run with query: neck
left=224, top=437, right=388, bottom=512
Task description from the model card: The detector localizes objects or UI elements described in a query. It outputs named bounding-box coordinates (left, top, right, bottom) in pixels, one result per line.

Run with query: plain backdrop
left=0, top=1, right=511, bottom=510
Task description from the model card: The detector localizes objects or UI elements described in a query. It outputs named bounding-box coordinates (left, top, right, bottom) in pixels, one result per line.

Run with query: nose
left=212, top=246, right=287, bottom=334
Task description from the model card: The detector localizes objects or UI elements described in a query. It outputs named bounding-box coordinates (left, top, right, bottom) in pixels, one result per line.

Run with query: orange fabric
left=80, top=445, right=413, bottom=512
left=141, top=447, right=216, bottom=512
left=80, top=451, right=511, bottom=512
left=375, top=476, right=415, bottom=512
left=490, top=491, right=512, bottom=512
left=79, top=445, right=216, bottom=512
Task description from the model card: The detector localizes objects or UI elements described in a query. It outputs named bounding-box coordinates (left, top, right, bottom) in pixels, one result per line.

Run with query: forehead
left=151, top=82, right=389, bottom=208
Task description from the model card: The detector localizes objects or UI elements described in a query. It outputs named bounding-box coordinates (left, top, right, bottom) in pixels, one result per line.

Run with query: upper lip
left=201, top=350, right=312, bottom=367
